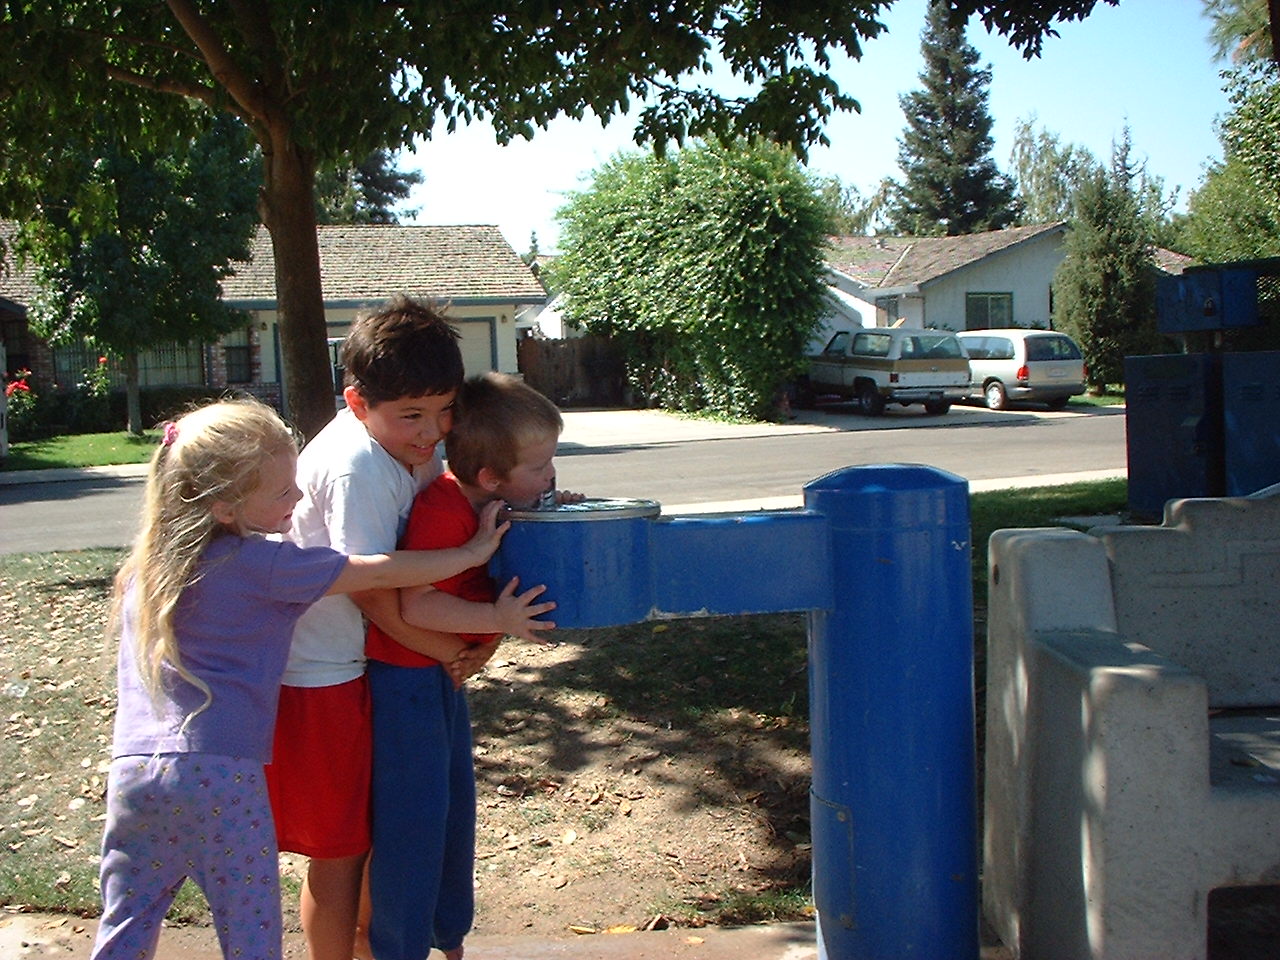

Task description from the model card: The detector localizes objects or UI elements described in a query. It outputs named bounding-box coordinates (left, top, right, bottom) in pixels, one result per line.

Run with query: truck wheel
left=857, top=382, right=885, bottom=416
left=923, top=400, right=951, bottom=415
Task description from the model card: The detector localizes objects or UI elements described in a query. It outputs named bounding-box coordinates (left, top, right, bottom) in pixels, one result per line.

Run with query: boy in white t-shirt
left=264, top=296, right=553, bottom=960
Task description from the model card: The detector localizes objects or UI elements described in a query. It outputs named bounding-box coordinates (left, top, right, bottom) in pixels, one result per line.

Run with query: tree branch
left=164, top=0, right=268, bottom=124
left=1271, top=0, right=1280, bottom=67
left=100, top=63, right=215, bottom=108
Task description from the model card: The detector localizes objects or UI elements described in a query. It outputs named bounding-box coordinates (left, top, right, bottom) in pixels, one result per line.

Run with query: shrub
left=5, top=370, right=44, bottom=440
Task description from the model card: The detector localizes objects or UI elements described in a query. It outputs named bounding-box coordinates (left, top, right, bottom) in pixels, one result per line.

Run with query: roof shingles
left=0, top=222, right=41, bottom=307
left=826, top=222, right=1068, bottom=290
left=221, top=224, right=546, bottom=304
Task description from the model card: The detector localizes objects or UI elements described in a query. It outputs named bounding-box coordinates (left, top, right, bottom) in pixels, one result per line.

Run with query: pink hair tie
left=162, top=421, right=179, bottom=447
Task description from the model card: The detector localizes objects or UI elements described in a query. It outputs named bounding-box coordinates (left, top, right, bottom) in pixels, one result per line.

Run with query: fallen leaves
left=1, top=550, right=121, bottom=914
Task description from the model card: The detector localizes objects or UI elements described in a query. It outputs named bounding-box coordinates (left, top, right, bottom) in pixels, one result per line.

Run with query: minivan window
left=1025, top=335, right=1082, bottom=362
left=988, top=337, right=1015, bottom=360
left=963, top=336, right=1014, bottom=360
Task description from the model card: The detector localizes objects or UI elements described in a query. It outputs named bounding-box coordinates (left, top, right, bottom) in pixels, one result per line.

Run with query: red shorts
left=265, top=677, right=372, bottom=859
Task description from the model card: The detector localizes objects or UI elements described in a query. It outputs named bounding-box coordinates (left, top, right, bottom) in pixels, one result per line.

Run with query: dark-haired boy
left=265, top=298, right=550, bottom=960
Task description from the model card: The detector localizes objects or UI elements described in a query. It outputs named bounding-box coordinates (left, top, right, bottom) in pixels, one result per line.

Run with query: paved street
left=0, top=402, right=1127, bottom=555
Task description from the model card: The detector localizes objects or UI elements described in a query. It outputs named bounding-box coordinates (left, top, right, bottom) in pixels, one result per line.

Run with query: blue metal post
left=804, top=464, right=977, bottom=960
left=492, top=465, right=978, bottom=960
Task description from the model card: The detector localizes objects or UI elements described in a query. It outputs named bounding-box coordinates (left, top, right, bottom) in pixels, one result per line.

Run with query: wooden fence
left=517, top=335, right=628, bottom=408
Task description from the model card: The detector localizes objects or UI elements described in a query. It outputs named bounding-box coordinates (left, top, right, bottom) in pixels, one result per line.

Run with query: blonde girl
left=91, top=398, right=506, bottom=960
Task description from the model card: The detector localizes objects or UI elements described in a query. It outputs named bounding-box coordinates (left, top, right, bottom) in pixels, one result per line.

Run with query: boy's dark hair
left=341, top=295, right=464, bottom=405
left=445, top=373, right=563, bottom=485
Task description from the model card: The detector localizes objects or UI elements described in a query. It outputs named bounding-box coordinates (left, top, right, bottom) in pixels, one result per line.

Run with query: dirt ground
left=278, top=633, right=816, bottom=939
left=2, top=549, right=813, bottom=944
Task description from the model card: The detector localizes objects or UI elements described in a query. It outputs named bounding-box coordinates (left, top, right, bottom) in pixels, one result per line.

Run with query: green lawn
left=2, top=430, right=161, bottom=471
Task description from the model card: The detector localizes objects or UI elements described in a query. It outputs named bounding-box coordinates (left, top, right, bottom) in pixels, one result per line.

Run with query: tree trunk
left=258, top=138, right=334, bottom=441
left=124, top=350, right=143, bottom=435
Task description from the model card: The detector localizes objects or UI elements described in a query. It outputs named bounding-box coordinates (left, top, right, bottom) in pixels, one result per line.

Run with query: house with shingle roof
left=0, top=221, right=51, bottom=386
left=223, top=224, right=547, bottom=385
left=1, top=222, right=546, bottom=401
left=815, top=221, right=1194, bottom=352
left=815, top=222, right=1070, bottom=350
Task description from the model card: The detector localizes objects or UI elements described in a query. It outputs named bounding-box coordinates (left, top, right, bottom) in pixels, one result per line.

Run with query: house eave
left=825, top=266, right=920, bottom=299
left=225, top=294, right=548, bottom=312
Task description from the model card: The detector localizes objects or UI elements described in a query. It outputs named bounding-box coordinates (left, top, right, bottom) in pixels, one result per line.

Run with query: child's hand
left=465, top=500, right=511, bottom=567
left=555, top=489, right=587, bottom=505
left=494, top=577, right=556, bottom=643
left=452, top=639, right=501, bottom=685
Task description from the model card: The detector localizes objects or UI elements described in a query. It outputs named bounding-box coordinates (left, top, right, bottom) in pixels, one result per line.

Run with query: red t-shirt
left=365, top=473, right=498, bottom=667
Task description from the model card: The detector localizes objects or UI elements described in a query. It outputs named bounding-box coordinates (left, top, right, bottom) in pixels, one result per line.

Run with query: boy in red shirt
left=364, top=372, right=579, bottom=960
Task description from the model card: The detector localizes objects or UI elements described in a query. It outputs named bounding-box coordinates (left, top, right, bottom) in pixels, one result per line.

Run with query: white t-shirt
left=282, top=408, right=442, bottom=687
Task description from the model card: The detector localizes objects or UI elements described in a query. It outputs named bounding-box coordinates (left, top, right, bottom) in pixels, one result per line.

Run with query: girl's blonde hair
left=111, top=397, right=298, bottom=717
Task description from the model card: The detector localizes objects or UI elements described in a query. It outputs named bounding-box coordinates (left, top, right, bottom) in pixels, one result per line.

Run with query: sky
left=397, top=0, right=1234, bottom=253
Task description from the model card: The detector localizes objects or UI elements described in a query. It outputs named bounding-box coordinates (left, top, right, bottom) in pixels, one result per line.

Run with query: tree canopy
left=1202, top=0, right=1275, bottom=66
left=1009, top=115, right=1100, bottom=224
left=887, top=0, right=1019, bottom=235
left=1181, top=69, right=1280, bottom=262
left=21, top=116, right=259, bottom=433
left=554, top=140, right=830, bottom=420
left=1, top=0, right=1119, bottom=436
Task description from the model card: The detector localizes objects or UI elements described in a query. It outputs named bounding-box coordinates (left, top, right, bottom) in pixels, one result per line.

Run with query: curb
left=0, top=463, right=150, bottom=486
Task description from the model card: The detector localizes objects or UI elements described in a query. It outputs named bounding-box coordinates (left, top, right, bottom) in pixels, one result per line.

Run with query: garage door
left=455, top=316, right=496, bottom=375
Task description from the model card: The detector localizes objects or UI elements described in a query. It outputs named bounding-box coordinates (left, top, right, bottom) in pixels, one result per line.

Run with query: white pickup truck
left=799, top=327, right=971, bottom=416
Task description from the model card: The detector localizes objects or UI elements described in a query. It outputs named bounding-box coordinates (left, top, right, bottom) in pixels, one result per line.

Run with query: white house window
left=966, top=293, right=1013, bottom=329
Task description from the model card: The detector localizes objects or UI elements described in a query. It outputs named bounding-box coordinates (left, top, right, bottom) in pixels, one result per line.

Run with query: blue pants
left=367, top=661, right=476, bottom=960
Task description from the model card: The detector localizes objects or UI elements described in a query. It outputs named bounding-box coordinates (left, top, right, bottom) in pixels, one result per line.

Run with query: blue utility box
left=1129, top=259, right=1280, bottom=517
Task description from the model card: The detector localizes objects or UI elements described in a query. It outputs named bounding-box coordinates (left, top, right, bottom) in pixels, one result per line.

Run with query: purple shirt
left=112, top=535, right=346, bottom=763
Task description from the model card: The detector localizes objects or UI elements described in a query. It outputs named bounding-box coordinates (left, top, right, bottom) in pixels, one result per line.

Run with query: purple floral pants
left=90, top=753, right=281, bottom=959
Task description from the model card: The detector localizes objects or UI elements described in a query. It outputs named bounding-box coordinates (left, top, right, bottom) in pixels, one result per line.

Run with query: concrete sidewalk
left=1, top=910, right=1014, bottom=959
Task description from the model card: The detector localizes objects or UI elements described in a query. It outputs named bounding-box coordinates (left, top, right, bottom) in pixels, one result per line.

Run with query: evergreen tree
left=1053, top=137, right=1168, bottom=391
left=314, top=150, right=422, bottom=225
left=1202, top=0, right=1274, bottom=67
left=888, top=1, right=1019, bottom=236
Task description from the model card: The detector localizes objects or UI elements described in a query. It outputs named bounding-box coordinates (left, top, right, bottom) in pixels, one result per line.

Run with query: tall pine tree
left=888, top=1, right=1019, bottom=236
left=1054, top=135, right=1167, bottom=391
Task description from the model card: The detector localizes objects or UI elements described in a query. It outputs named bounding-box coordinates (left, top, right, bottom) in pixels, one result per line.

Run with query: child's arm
left=324, top=501, right=507, bottom=595
left=351, top=589, right=470, bottom=665
left=401, top=577, right=556, bottom=644
left=453, top=638, right=501, bottom=682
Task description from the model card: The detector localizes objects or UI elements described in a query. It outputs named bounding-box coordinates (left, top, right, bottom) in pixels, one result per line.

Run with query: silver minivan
left=956, top=328, right=1086, bottom=410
